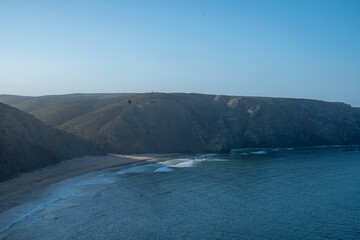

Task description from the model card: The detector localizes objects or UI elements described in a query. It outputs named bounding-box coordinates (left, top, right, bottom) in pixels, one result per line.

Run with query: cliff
left=3, top=93, right=358, bottom=154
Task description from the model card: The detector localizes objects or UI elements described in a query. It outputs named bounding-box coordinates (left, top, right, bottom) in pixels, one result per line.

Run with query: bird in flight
left=128, top=99, right=132, bottom=105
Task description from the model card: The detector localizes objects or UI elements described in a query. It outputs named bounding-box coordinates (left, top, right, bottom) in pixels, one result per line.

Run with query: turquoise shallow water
left=1, top=147, right=360, bottom=239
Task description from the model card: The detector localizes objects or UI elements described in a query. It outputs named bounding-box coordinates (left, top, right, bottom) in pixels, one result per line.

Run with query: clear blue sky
left=1, top=0, right=359, bottom=106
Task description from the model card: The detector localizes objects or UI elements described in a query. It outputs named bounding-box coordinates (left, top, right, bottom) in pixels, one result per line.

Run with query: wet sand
left=0, top=153, right=181, bottom=212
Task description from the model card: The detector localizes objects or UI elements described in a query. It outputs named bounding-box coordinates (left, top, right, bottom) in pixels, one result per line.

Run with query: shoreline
left=0, top=153, right=183, bottom=213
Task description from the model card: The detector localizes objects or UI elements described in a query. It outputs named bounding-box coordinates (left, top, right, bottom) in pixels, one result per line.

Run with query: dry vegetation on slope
left=2, top=93, right=359, bottom=154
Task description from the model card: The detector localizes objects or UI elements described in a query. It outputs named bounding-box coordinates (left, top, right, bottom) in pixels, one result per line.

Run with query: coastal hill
left=0, top=93, right=136, bottom=113
left=1, top=93, right=360, bottom=154
left=0, top=102, right=103, bottom=180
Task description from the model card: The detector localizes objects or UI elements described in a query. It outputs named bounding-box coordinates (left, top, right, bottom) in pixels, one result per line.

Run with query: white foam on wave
left=154, top=167, right=174, bottom=172
left=118, top=153, right=226, bottom=174
left=196, top=153, right=229, bottom=162
left=117, top=156, right=210, bottom=174
left=161, top=157, right=210, bottom=168
left=173, top=160, right=196, bottom=168
left=161, top=158, right=201, bottom=168
left=250, top=150, right=267, bottom=155
left=116, top=158, right=203, bottom=175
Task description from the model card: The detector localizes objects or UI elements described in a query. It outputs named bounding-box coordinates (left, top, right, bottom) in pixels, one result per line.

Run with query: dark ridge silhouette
left=0, top=102, right=104, bottom=180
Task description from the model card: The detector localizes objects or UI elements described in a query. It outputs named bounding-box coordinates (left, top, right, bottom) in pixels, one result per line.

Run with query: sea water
left=0, top=147, right=360, bottom=239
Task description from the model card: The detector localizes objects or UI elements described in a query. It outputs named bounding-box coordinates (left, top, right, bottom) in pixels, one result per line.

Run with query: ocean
left=1, top=147, right=359, bottom=239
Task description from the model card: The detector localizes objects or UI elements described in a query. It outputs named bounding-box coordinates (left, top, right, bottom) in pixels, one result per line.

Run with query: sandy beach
left=0, top=153, right=181, bottom=213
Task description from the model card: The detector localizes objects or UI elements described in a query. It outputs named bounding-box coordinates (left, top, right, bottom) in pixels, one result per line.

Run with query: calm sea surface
left=1, top=147, right=360, bottom=239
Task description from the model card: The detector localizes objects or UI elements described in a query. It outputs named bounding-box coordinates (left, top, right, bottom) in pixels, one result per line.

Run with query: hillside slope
left=2, top=93, right=360, bottom=154
left=62, top=93, right=360, bottom=153
left=0, top=93, right=136, bottom=113
left=0, top=103, right=103, bottom=180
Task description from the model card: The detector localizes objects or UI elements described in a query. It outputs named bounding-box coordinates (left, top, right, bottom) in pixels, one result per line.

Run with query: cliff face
left=40, top=93, right=360, bottom=153
left=215, top=96, right=360, bottom=148
left=1, top=93, right=360, bottom=155
left=0, top=103, right=102, bottom=180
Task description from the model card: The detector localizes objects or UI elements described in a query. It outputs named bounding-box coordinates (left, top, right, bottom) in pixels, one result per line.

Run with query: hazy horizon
left=1, top=0, right=359, bottom=106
